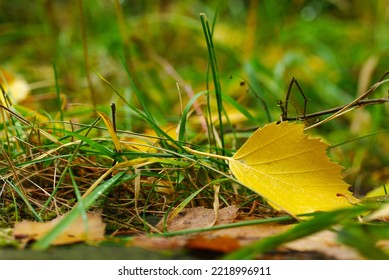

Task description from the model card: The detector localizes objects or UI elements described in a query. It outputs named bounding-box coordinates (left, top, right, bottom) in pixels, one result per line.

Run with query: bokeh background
left=1, top=0, right=389, bottom=195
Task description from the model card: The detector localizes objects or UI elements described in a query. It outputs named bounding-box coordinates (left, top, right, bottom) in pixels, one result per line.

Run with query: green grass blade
left=97, top=70, right=185, bottom=152
left=178, top=90, right=257, bottom=143
left=159, top=185, right=208, bottom=232
left=32, top=171, right=127, bottom=250
left=54, top=128, right=116, bottom=158
left=329, top=129, right=389, bottom=149
left=178, top=90, right=208, bottom=142
left=114, top=215, right=293, bottom=242
left=338, top=215, right=389, bottom=260
left=200, top=13, right=225, bottom=155
left=5, top=179, right=42, bottom=222
left=53, top=63, right=64, bottom=124
left=38, top=117, right=115, bottom=215
left=121, top=58, right=156, bottom=123
left=221, top=94, right=257, bottom=124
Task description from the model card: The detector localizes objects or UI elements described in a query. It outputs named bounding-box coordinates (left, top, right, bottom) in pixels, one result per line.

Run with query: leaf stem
left=184, top=146, right=231, bottom=162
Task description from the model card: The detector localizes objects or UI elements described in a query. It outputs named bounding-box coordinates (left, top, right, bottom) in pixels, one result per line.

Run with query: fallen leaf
left=285, top=230, right=362, bottom=259
left=122, top=125, right=178, bottom=152
left=132, top=235, right=187, bottom=251
left=199, top=220, right=362, bottom=259
left=156, top=206, right=238, bottom=231
left=229, top=121, right=359, bottom=216
left=210, top=222, right=292, bottom=243
left=132, top=206, right=237, bottom=251
left=13, top=212, right=105, bottom=246
left=132, top=219, right=363, bottom=259
left=203, top=223, right=362, bottom=259
left=186, top=235, right=240, bottom=253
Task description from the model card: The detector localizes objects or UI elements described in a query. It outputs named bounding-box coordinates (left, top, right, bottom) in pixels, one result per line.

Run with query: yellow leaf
left=365, top=185, right=388, bottom=198
left=229, top=121, right=359, bottom=216
left=13, top=212, right=105, bottom=246
left=122, top=125, right=178, bottom=152
left=97, top=111, right=122, bottom=153
left=0, top=68, right=30, bottom=105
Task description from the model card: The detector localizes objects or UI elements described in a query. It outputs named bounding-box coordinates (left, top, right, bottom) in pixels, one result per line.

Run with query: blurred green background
left=1, top=0, right=388, bottom=195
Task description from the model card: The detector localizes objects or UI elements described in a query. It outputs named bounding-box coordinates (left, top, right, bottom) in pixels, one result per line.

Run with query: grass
left=1, top=0, right=389, bottom=259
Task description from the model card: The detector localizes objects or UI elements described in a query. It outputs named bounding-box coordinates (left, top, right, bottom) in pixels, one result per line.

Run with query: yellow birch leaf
left=229, top=121, right=359, bottom=216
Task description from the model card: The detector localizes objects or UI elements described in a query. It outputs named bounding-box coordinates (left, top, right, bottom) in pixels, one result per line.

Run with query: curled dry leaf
left=13, top=212, right=105, bottom=246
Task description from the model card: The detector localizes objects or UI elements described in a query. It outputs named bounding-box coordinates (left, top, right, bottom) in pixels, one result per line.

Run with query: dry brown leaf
left=134, top=216, right=363, bottom=259
left=156, top=206, right=238, bottom=232
left=132, top=206, right=238, bottom=252
left=186, top=235, right=240, bottom=253
left=285, top=230, right=362, bottom=259
left=211, top=222, right=291, bottom=243
left=132, top=205, right=365, bottom=259
left=208, top=223, right=362, bottom=259
left=132, top=236, right=187, bottom=251
left=13, top=212, right=106, bottom=245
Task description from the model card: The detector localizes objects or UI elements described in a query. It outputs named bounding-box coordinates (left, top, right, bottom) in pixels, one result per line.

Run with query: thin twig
left=305, top=73, right=389, bottom=130
left=279, top=77, right=309, bottom=120
left=284, top=97, right=389, bottom=121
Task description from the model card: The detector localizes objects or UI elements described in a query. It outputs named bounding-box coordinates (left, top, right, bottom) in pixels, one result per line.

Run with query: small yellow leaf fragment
left=97, top=111, right=122, bottom=153
left=229, top=121, right=359, bottom=216
left=0, top=68, right=30, bottom=105
left=13, top=212, right=105, bottom=245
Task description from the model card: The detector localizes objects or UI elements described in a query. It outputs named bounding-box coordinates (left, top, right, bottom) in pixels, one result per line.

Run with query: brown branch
left=226, top=96, right=389, bottom=133
left=304, top=71, right=389, bottom=130
left=284, top=98, right=389, bottom=121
